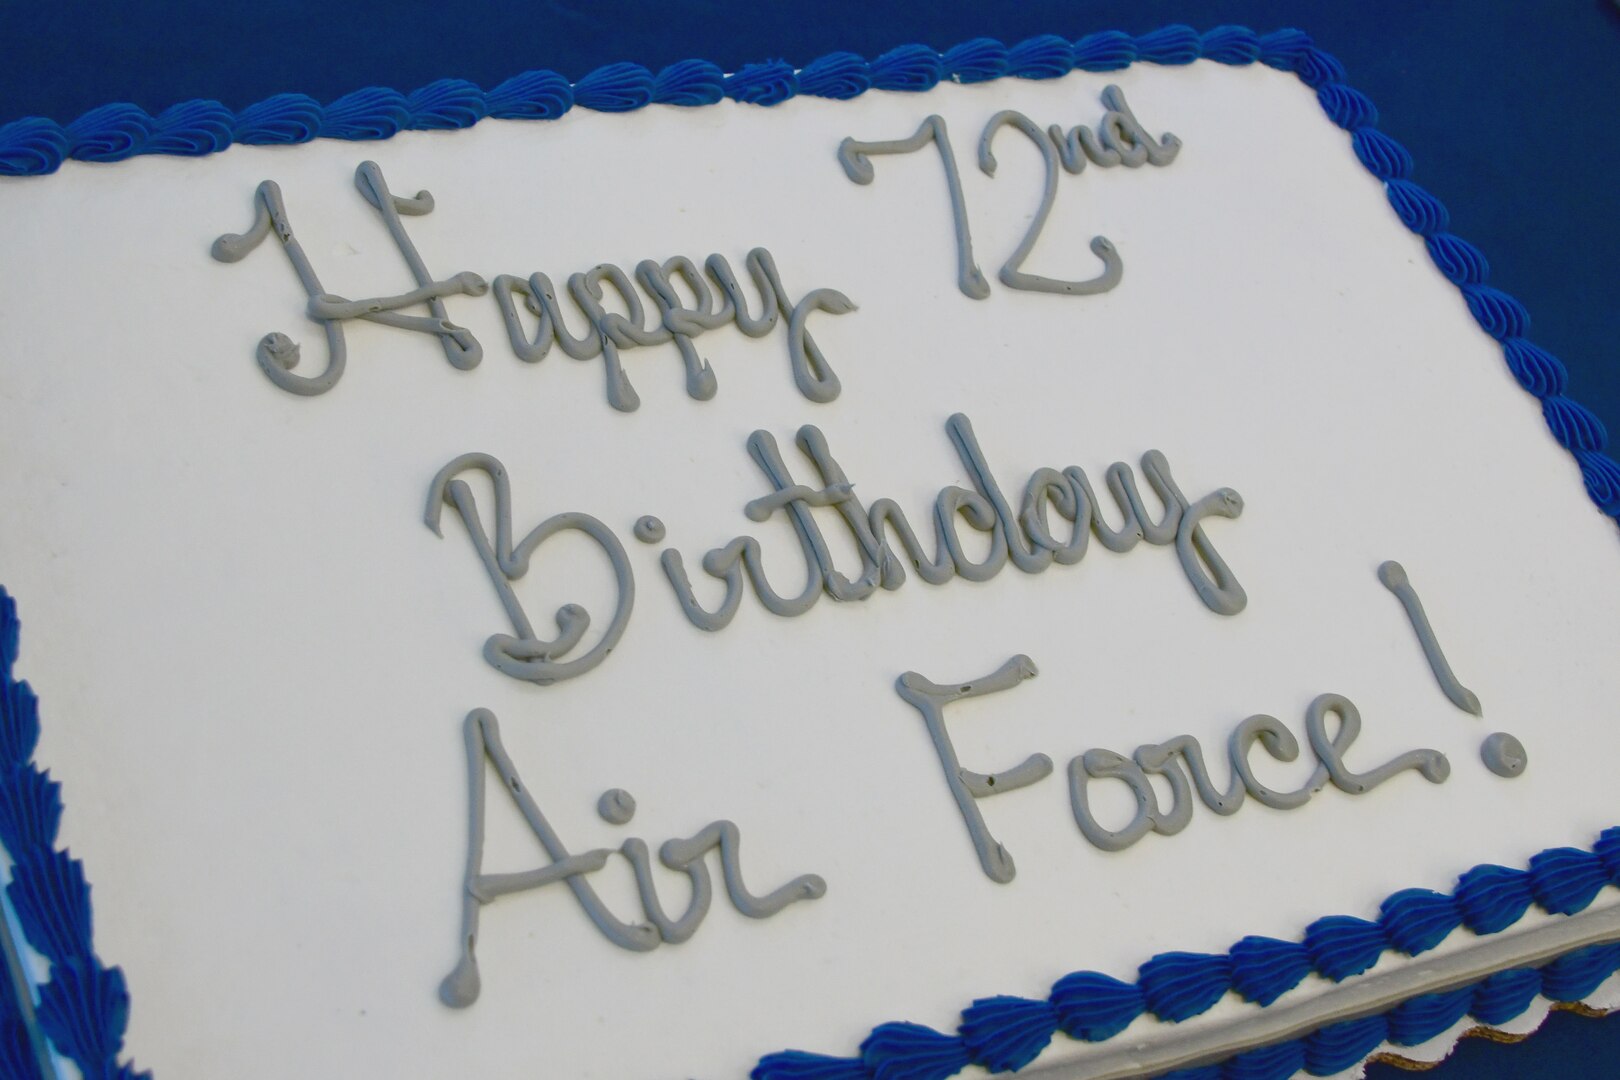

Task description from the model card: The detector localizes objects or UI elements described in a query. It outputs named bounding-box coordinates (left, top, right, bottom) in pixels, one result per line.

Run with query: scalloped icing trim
left=0, top=24, right=1617, bottom=1080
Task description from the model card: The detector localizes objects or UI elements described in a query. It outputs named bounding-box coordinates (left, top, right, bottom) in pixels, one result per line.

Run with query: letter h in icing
left=212, top=161, right=488, bottom=396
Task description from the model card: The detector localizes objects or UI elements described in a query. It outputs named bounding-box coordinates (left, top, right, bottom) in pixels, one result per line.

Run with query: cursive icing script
left=659, top=413, right=1246, bottom=630
left=839, top=86, right=1177, bottom=299
left=896, top=656, right=1450, bottom=880
left=425, top=453, right=634, bottom=685
left=440, top=708, right=825, bottom=1007
left=212, top=161, right=855, bottom=408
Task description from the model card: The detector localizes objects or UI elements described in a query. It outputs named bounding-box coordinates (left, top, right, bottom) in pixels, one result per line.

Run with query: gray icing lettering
left=219, top=166, right=851, bottom=406
left=1020, top=467, right=1091, bottom=564
left=492, top=248, right=852, bottom=412
left=838, top=90, right=1171, bottom=300
left=1377, top=560, right=1483, bottom=716
left=632, top=516, right=666, bottom=545
left=1048, top=85, right=1182, bottom=172
left=1481, top=732, right=1528, bottom=778
left=659, top=417, right=1246, bottom=629
left=1174, top=487, right=1248, bottom=616
left=425, top=453, right=633, bottom=685
left=441, top=708, right=657, bottom=1009
left=1230, top=713, right=1320, bottom=810
left=212, top=163, right=488, bottom=396
left=950, top=413, right=1054, bottom=575
left=619, top=836, right=712, bottom=945
left=793, top=426, right=895, bottom=598
left=1305, top=693, right=1451, bottom=793
left=442, top=709, right=823, bottom=1008
left=1066, top=695, right=1446, bottom=853
left=1138, top=734, right=1246, bottom=817
left=1067, top=749, right=1159, bottom=853
left=635, top=256, right=722, bottom=400
left=661, top=822, right=827, bottom=919
left=597, top=788, right=637, bottom=825
left=977, top=110, right=1122, bottom=295
left=572, top=263, right=666, bottom=412
left=894, top=656, right=1049, bottom=883
left=839, top=115, right=991, bottom=300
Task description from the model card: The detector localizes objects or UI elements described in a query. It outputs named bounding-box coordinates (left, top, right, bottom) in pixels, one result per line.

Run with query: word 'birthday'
left=425, top=414, right=1247, bottom=685
left=211, top=160, right=853, bottom=408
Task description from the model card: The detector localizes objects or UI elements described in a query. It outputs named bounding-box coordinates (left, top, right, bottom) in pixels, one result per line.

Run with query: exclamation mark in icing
left=1377, top=561, right=1526, bottom=778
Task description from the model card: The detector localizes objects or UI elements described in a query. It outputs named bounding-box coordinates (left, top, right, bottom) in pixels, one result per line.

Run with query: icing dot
left=633, top=515, right=665, bottom=544
left=1481, top=732, right=1527, bottom=778
left=597, top=788, right=637, bottom=824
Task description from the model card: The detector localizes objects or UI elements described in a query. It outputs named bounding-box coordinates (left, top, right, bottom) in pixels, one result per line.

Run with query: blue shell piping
left=0, top=591, right=150, bottom=1079
left=0, top=24, right=1616, bottom=1080
left=753, top=832, right=1620, bottom=1078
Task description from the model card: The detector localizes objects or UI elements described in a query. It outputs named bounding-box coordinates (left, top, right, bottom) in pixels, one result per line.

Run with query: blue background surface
left=2, top=2, right=1617, bottom=1077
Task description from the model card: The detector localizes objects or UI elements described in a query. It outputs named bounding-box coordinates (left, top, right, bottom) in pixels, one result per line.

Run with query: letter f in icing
left=894, top=655, right=1051, bottom=883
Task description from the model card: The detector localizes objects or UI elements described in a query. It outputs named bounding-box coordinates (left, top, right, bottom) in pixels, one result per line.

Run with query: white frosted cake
left=0, top=26, right=1617, bottom=1080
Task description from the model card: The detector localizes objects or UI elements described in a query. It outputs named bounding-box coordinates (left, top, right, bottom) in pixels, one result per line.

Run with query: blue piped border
left=0, top=592, right=149, bottom=1079
left=1, top=24, right=1618, bottom=1080
left=753, top=833, right=1620, bottom=1078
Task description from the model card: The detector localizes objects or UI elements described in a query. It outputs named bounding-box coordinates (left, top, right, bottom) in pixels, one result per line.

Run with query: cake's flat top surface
left=1, top=9, right=1619, bottom=1080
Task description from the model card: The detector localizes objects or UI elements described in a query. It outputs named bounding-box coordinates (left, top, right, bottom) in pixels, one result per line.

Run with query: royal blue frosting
left=750, top=1051, right=868, bottom=1080
left=0, top=765, right=59, bottom=858
left=1071, top=30, right=1136, bottom=72
left=484, top=69, right=573, bottom=120
left=650, top=61, right=724, bottom=107
left=1003, top=34, right=1073, bottom=80
left=0, top=593, right=148, bottom=1078
left=405, top=79, right=487, bottom=131
left=1157, top=1065, right=1221, bottom=1080
left=1047, top=970, right=1146, bottom=1041
left=319, top=87, right=410, bottom=141
left=1540, top=943, right=1620, bottom=1003
left=1224, top=1037, right=1306, bottom=1080
left=1385, top=178, right=1450, bottom=235
left=1542, top=396, right=1610, bottom=453
left=1469, top=967, right=1543, bottom=1026
left=796, top=53, right=871, bottom=100
left=571, top=62, right=653, bottom=113
left=725, top=61, right=798, bottom=107
left=1503, top=337, right=1569, bottom=398
left=1228, top=935, right=1312, bottom=1006
left=1350, top=127, right=1414, bottom=180
left=859, top=1021, right=969, bottom=1080
left=1303, top=1015, right=1389, bottom=1074
left=0, top=966, right=33, bottom=1080
left=1528, top=847, right=1612, bottom=915
left=1379, top=888, right=1463, bottom=956
left=867, top=44, right=942, bottom=93
left=1199, top=26, right=1262, bottom=66
left=1454, top=864, right=1537, bottom=935
left=1138, top=952, right=1234, bottom=1022
left=1424, top=233, right=1490, bottom=285
left=940, top=39, right=1008, bottom=84
left=233, top=92, right=322, bottom=145
left=1133, top=25, right=1202, bottom=66
left=1386, top=985, right=1476, bottom=1045
left=957, top=995, right=1057, bottom=1072
left=1304, top=915, right=1388, bottom=981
